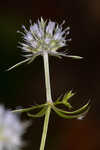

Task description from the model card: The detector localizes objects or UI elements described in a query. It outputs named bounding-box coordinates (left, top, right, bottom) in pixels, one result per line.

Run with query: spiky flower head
left=19, top=18, right=70, bottom=58
left=8, top=17, right=82, bottom=71
left=0, top=105, right=29, bottom=150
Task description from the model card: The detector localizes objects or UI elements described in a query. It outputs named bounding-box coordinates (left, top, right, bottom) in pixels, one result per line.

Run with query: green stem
left=43, top=52, right=52, bottom=103
left=39, top=52, right=53, bottom=150
left=40, top=105, right=51, bottom=150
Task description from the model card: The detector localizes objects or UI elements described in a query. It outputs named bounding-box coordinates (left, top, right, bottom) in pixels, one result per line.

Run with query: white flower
left=0, top=105, right=28, bottom=150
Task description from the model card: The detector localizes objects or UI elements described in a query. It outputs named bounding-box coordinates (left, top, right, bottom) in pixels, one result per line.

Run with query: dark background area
left=0, top=0, right=100, bottom=150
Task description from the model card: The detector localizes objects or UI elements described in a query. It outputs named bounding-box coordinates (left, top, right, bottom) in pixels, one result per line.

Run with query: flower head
left=0, top=105, right=29, bottom=150
left=19, top=18, right=70, bottom=57
left=7, top=17, right=82, bottom=71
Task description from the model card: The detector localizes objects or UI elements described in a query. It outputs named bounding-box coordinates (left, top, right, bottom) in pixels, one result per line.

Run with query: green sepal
left=7, top=58, right=31, bottom=71
left=27, top=107, right=47, bottom=118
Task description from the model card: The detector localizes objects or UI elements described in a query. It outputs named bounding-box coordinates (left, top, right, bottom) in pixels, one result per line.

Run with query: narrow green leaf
left=12, top=103, right=47, bottom=113
left=64, top=103, right=72, bottom=109
left=53, top=107, right=77, bottom=119
left=53, top=105, right=89, bottom=119
left=62, top=90, right=75, bottom=103
left=55, top=94, right=63, bottom=103
left=27, top=107, right=47, bottom=118
left=52, top=101, right=90, bottom=115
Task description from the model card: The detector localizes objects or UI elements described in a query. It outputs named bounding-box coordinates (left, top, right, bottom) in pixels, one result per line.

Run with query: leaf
left=61, top=90, right=75, bottom=108
left=7, top=58, right=31, bottom=71
left=64, top=103, right=72, bottom=109
left=27, top=107, right=47, bottom=118
left=53, top=105, right=90, bottom=119
left=52, top=101, right=90, bottom=115
left=12, top=103, right=47, bottom=113
left=62, top=90, right=75, bottom=102
left=55, top=94, right=63, bottom=103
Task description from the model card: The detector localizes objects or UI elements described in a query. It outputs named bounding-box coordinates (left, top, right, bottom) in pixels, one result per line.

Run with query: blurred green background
left=0, top=0, right=100, bottom=150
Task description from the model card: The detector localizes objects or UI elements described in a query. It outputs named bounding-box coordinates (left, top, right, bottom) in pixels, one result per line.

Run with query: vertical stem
left=40, top=106, right=51, bottom=150
left=43, top=52, right=52, bottom=103
left=39, top=52, right=53, bottom=150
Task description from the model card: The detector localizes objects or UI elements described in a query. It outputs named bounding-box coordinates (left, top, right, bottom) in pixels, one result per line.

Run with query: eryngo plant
left=8, top=18, right=89, bottom=150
